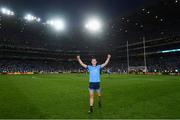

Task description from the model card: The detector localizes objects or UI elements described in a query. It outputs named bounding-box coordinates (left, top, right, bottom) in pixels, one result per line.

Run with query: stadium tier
left=0, top=0, right=180, bottom=74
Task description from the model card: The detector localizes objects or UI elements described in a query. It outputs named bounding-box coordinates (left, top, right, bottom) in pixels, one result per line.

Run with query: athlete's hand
left=107, top=54, right=111, bottom=59
left=77, top=56, right=80, bottom=59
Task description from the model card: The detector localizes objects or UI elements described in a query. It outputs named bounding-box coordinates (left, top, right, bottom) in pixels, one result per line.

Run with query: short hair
left=91, top=58, right=96, bottom=60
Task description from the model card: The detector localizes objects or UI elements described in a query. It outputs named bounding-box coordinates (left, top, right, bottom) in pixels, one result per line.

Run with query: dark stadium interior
left=0, top=0, right=180, bottom=73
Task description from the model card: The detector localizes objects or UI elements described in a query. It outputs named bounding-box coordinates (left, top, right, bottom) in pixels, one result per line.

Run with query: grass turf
left=0, top=74, right=180, bottom=119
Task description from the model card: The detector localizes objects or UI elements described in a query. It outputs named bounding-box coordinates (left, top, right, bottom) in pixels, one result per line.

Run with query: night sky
left=1, top=0, right=158, bottom=23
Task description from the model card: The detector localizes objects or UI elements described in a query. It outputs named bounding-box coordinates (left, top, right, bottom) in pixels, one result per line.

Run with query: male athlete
left=77, top=54, right=111, bottom=113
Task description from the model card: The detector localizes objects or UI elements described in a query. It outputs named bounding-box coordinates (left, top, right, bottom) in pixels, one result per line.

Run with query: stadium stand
left=0, top=0, right=180, bottom=74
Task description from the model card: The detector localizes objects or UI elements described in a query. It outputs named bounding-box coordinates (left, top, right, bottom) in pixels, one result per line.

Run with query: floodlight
left=85, top=18, right=102, bottom=32
left=46, top=19, right=65, bottom=31
left=37, top=18, right=41, bottom=22
left=1, top=8, right=14, bottom=16
left=24, top=14, right=35, bottom=21
left=24, top=14, right=41, bottom=22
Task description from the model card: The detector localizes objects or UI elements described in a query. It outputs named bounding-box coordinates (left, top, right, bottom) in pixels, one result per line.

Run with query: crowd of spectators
left=1, top=53, right=180, bottom=74
left=0, top=60, right=81, bottom=73
left=146, top=54, right=180, bottom=72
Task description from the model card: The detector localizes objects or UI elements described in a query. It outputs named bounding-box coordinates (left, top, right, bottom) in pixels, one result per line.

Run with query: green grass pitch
left=0, top=74, right=180, bottom=119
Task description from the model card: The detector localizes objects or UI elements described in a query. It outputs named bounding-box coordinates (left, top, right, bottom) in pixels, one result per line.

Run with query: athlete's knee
left=89, top=93, right=94, bottom=98
left=96, top=90, right=101, bottom=96
left=97, top=93, right=101, bottom=97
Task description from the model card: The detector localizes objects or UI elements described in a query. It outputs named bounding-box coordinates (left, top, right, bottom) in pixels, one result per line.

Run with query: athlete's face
left=91, top=59, right=97, bottom=66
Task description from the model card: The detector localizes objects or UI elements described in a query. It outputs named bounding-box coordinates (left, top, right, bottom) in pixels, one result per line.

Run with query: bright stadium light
left=24, top=14, right=41, bottom=22
left=1, top=8, right=14, bottom=16
left=46, top=19, right=65, bottom=31
left=24, top=14, right=35, bottom=21
left=36, top=18, right=41, bottom=22
left=85, top=17, right=102, bottom=32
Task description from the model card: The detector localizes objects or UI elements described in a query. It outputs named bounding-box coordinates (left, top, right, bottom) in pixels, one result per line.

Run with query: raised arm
left=77, top=56, right=88, bottom=68
left=101, top=54, right=111, bottom=68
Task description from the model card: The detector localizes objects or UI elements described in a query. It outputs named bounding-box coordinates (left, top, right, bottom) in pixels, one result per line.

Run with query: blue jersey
left=87, top=65, right=101, bottom=83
